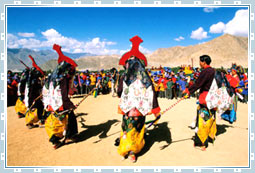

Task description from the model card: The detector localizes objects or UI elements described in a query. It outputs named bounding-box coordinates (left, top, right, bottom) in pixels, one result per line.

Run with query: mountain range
left=7, top=48, right=94, bottom=71
left=8, top=34, right=248, bottom=72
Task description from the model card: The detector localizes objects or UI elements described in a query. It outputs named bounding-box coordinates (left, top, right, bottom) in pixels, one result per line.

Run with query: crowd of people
left=7, top=64, right=248, bottom=106
left=7, top=36, right=249, bottom=163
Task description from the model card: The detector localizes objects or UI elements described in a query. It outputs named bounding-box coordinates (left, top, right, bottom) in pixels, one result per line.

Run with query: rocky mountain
left=41, top=55, right=122, bottom=72
left=8, top=34, right=248, bottom=72
left=73, top=34, right=248, bottom=71
left=7, top=48, right=94, bottom=71
left=147, top=34, right=248, bottom=68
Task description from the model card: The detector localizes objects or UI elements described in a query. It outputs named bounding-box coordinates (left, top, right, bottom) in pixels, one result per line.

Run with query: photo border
left=0, top=0, right=254, bottom=172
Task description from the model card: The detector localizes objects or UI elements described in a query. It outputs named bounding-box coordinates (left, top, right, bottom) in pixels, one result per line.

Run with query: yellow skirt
left=25, top=108, right=39, bottom=125
left=196, top=106, right=217, bottom=144
left=118, top=125, right=145, bottom=156
left=45, top=113, right=68, bottom=140
left=15, top=98, right=27, bottom=116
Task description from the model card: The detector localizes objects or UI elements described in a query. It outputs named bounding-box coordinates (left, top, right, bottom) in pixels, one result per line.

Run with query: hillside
left=8, top=34, right=248, bottom=71
left=7, top=48, right=93, bottom=71
left=147, top=34, right=248, bottom=68
left=41, top=55, right=122, bottom=72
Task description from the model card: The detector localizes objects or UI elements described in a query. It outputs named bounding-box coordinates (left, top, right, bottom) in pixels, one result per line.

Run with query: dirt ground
left=7, top=94, right=249, bottom=166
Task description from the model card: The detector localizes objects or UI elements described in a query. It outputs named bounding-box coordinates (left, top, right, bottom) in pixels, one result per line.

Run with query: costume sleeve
left=117, top=76, right=124, bottom=98
left=151, top=83, right=161, bottom=114
left=188, top=70, right=207, bottom=94
left=60, top=77, right=75, bottom=110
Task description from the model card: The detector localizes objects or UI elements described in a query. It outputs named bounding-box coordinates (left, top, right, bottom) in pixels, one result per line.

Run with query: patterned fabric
left=15, top=97, right=27, bottom=115
left=43, top=61, right=74, bottom=111
left=124, top=58, right=151, bottom=88
left=119, top=79, right=153, bottom=115
left=24, top=85, right=29, bottom=107
left=195, top=105, right=217, bottom=145
left=18, top=69, right=30, bottom=95
left=206, top=78, right=234, bottom=116
left=118, top=115, right=145, bottom=156
left=23, top=68, right=43, bottom=108
left=42, top=82, right=63, bottom=111
left=119, top=58, right=154, bottom=116
left=25, top=108, right=39, bottom=125
left=45, top=113, right=68, bottom=139
left=45, top=61, right=73, bottom=89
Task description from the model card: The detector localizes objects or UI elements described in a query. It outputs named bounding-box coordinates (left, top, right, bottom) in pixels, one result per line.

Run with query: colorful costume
left=15, top=68, right=29, bottom=118
left=188, top=64, right=216, bottom=148
left=21, top=56, right=45, bottom=128
left=117, top=36, right=160, bottom=161
left=43, top=44, right=78, bottom=148
left=220, top=67, right=240, bottom=123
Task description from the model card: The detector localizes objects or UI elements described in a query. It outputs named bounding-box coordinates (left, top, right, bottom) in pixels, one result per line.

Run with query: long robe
left=117, top=58, right=160, bottom=156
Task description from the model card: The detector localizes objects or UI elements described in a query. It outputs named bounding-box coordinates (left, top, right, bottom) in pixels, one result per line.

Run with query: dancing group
left=13, top=36, right=245, bottom=163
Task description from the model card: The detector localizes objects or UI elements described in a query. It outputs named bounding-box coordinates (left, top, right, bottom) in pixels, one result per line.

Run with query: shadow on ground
left=137, top=122, right=172, bottom=158
left=75, top=119, right=120, bottom=143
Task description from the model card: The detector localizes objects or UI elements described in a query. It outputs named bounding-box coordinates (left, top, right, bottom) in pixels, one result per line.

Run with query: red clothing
left=227, top=74, right=240, bottom=88
left=188, top=65, right=215, bottom=106
left=163, top=79, right=168, bottom=88
left=226, top=74, right=232, bottom=81
left=11, top=80, right=18, bottom=87
left=242, top=73, right=248, bottom=82
left=82, top=75, right=87, bottom=81
left=188, top=81, right=194, bottom=87
left=172, top=77, right=176, bottom=83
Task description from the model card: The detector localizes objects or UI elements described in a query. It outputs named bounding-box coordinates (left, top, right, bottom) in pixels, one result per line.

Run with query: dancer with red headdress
left=22, top=55, right=45, bottom=129
left=43, top=44, right=78, bottom=149
left=116, top=36, right=160, bottom=162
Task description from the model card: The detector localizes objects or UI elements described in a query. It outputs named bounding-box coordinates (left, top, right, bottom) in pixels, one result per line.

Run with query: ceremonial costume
left=117, top=36, right=160, bottom=162
left=15, top=68, right=30, bottom=118
left=43, top=44, right=78, bottom=148
left=187, top=57, right=216, bottom=149
left=21, top=56, right=45, bottom=128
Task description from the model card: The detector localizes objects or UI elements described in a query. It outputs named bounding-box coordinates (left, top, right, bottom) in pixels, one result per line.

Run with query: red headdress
left=119, top=35, right=148, bottom=66
left=28, top=55, right=44, bottom=75
left=53, top=44, right=78, bottom=67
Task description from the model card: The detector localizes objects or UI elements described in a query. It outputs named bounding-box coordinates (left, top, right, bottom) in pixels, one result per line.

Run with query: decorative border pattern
left=0, top=0, right=254, bottom=172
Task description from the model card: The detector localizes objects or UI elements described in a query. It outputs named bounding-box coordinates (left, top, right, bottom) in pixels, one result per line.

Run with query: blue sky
left=7, top=7, right=249, bottom=55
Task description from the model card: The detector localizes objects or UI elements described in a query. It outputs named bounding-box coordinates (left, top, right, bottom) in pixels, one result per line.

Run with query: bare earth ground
left=7, top=94, right=249, bottom=167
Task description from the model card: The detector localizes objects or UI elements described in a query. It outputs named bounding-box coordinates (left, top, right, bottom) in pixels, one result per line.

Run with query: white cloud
left=8, top=28, right=121, bottom=55
left=119, top=49, right=130, bottom=55
left=224, top=9, right=248, bottom=37
left=140, top=46, right=152, bottom=54
left=17, top=38, right=41, bottom=49
left=7, top=34, right=19, bottom=48
left=83, top=37, right=118, bottom=55
left=203, top=7, right=219, bottom=13
left=209, top=9, right=248, bottom=37
left=190, top=27, right=209, bottom=40
left=18, top=32, right=35, bottom=37
left=41, top=29, right=61, bottom=39
left=209, top=22, right=225, bottom=34
left=174, top=36, right=185, bottom=41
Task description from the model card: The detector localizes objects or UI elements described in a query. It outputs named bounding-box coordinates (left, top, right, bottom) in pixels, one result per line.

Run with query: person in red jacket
left=183, top=55, right=216, bottom=151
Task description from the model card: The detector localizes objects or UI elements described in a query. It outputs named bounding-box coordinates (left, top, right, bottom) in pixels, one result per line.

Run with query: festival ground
left=7, top=95, right=248, bottom=166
